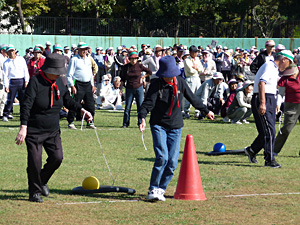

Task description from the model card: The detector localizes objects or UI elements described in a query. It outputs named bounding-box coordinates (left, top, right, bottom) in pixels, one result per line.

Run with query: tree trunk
left=238, top=12, right=246, bottom=38
left=16, top=0, right=26, bottom=33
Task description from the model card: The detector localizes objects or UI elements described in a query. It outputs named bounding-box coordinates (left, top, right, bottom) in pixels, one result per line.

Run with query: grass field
left=1, top=106, right=300, bottom=224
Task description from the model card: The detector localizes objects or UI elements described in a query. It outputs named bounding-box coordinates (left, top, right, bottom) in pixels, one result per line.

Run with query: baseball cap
left=45, top=41, right=51, bottom=46
left=189, top=45, right=198, bottom=52
left=64, top=46, right=70, bottom=50
left=0, top=44, right=7, bottom=51
left=177, top=46, right=184, bottom=52
left=53, top=44, right=63, bottom=52
left=265, top=40, right=275, bottom=47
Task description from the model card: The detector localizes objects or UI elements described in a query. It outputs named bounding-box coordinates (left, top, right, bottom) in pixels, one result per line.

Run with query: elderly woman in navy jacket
left=15, top=54, right=93, bottom=203
left=139, top=56, right=214, bottom=201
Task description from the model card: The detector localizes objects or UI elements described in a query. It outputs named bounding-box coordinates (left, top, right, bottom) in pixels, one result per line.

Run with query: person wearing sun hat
left=15, top=53, right=93, bottom=203
left=2, top=44, right=30, bottom=122
left=274, top=63, right=300, bottom=156
left=66, top=42, right=96, bottom=129
left=120, top=51, right=152, bottom=128
left=27, top=47, right=45, bottom=79
left=227, top=80, right=254, bottom=124
left=250, top=39, right=276, bottom=75
left=139, top=55, right=214, bottom=201
left=244, top=50, right=294, bottom=168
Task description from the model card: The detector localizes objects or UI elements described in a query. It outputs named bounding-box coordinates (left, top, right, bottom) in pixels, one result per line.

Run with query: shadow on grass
left=0, top=188, right=148, bottom=202
left=137, top=157, right=262, bottom=167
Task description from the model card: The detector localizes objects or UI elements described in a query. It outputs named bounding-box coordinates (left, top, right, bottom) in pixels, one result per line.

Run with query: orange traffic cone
left=174, top=134, right=207, bottom=200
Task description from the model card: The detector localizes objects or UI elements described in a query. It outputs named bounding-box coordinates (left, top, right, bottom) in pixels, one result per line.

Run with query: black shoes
left=244, top=146, right=257, bottom=163
left=265, top=160, right=281, bottom=168
left=29, top=193, right=43, bottom=203
left=41, top=184, right=50, bottom=197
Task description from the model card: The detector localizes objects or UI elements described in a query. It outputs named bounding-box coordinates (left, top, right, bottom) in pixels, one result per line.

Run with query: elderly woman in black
left=15, top=53, right=93, bottom=203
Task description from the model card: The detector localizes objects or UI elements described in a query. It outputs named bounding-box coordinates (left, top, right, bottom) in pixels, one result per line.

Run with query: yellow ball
left=82, top=176, right=100, bottom=190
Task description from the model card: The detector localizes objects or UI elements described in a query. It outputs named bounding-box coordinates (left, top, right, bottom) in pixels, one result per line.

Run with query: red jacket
left=27, top=58, right=45, bottom=79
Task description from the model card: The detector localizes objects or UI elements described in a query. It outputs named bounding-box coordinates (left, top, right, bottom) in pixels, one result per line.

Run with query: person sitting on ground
left=99, top=76, right=123, bottom=110
left=227, top=80, right=253, bottom=124
left=221, top=79, right=238, bottom=122
left=196, top=72, right=223, bottom=117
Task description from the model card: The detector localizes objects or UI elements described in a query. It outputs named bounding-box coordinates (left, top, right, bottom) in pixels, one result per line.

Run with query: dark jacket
left=120, top=63, right=152, bottom=89
left=250, top=51, right=276, bottom=74
left=21, top=74, right=82, bottom=133
left=139, top=76, right=209, bottom=129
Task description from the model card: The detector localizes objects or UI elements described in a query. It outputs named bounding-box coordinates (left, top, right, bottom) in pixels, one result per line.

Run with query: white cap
left=117, top=46, right=122, bottom=50
left=212, top=72, right=224, bottom=80
left=45, top=41, right=51, bottom=46
left=71, top=44, right=77, bottom=48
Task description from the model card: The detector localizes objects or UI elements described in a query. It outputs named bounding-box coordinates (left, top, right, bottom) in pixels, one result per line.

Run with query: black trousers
left=67, top=80, right=95, bottom=124
left=25, top=129, right=63, bottom=195
left=251, top=93, right=276, bottom=162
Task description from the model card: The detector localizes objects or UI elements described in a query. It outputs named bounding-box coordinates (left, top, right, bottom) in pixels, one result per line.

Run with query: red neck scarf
left=166, top=77, right=180, bottom=116
left=40, top=70, right=60, bottom=108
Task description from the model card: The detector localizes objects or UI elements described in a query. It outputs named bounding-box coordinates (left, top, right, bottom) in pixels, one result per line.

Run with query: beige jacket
left=184, top=56, right=204, bottom=78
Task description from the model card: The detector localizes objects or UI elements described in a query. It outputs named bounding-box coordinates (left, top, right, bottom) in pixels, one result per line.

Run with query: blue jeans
left=123, top=85, right=144, bottom=127
left=149, top=125, right=182, bottom=190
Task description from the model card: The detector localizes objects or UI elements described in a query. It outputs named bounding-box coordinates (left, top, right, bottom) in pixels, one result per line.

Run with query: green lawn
left=1, top=106, right=300, bottom=224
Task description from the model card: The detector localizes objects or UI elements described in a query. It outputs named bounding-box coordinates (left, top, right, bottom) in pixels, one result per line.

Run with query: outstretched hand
left=206, top=111, right=215, bottom=120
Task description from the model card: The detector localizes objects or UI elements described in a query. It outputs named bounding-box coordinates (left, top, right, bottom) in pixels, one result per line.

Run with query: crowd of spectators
left=0, top=40, right=300, bottom=127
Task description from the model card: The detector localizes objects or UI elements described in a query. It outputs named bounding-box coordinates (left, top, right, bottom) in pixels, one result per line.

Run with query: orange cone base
left=174, top=192, right=207, bottom=201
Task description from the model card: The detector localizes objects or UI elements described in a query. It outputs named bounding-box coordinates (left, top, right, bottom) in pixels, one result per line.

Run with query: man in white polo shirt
left=2, top=44, right=29, bottom=122
left=66, top=42, right=96, bottom=129
left=183, top=45, right=204, bottom=118
left=244, top=50, right=294, bottom=168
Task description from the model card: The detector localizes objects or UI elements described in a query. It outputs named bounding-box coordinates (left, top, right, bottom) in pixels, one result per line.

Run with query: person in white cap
left=0, top=44, right=8, bottom=118
left=44, top=41, right=52, bottom=57
left=250, top=40, right=276, bottom=75
left=200, top=50, right=216, bottom=82
left=274, top=63, right=300, bottom=156
left=64, top=46, right=71, bottom=58
left=2, top=44, right=30, bottom=122
left=114, top=46, right=125, bottom=77
left=142, top=45, right=164, bottom=80
left=244, top=50, right=294, bottom=168
left=196, top=72, right=224, bottom=118
left=66, top=42, right=96, bottom=129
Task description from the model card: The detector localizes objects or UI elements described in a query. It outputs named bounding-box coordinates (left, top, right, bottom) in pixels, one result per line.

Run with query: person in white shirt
left=183, top=45, right=204, bottom=118
left=66, top=42, right=96, bottom=129
left=200, top=50, right=216, bottom=82
left=244, top=50, right=294, bottom=168
left=99, top=76, right=123, bottom=110
left=0, top=44, right=8, bottom=118
left=2, top=44, right=29, bottom=122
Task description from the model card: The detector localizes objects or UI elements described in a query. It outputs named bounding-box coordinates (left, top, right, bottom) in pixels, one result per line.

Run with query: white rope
left=80, top=111, right=116, bottom=185
left=141, top=133, right=147, bottom=151
left=278, top=110, right=283, bottom=134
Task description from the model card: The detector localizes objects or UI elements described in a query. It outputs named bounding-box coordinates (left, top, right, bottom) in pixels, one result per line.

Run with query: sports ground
left=1, top=107, right=300, bottom=224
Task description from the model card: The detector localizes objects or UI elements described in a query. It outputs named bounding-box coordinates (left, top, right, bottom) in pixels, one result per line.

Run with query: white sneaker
left=68, top=123, right=77, bottom=130
left=232, top=120, right=242, bottom=125
left=194, top=112, right=200, bottom=118
left=147, top=189, right=160, bottom=201
left=157, top=188, right=166, bottom=201
left=86, top=123, right=97, bottom=129
left=8, top=114, right=13, bottom=119
left=242, top=119, right=250, bottom=124
left=222, top=117, right=230, bottom=122
left=2, top=116, right=8, bottom=122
